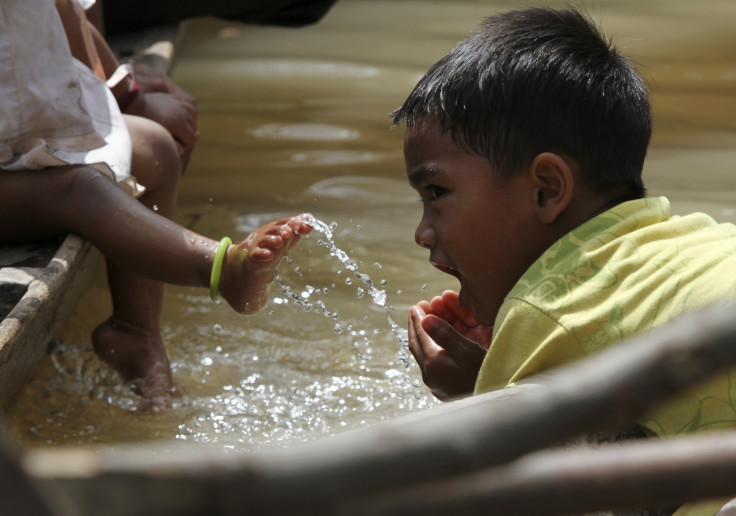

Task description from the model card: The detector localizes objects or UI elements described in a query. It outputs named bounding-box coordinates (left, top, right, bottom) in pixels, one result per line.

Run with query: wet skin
left=405, top=120, right=544, bottom=326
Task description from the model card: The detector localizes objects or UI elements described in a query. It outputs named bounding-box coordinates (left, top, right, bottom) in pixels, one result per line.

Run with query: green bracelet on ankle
left=210, top=237, right=232, bottom=301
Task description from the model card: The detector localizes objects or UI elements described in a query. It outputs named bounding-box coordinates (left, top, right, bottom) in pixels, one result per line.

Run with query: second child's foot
left=92, top=317, right=174, bottom=405
left=220, top=214, right=313, bottom=314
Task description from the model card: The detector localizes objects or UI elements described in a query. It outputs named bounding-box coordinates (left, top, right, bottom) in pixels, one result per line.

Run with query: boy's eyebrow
left=407, top=166, right=441, bottom=187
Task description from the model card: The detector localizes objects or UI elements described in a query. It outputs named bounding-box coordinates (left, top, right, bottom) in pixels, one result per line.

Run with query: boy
left=393, top=6, right=736, bottom=443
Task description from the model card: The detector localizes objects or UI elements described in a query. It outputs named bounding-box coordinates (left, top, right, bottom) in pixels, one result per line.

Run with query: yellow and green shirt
left=475, top=196, right=736, bottom=437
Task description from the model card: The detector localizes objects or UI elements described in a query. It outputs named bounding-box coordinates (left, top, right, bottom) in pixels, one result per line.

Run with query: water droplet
left=371, top=289, right=386, bottom=307
left=355, top=272, right=373, bottom=287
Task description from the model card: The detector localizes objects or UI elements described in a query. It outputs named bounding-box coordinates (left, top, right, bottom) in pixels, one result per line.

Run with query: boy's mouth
left=430, top=260, right=460, bottom=279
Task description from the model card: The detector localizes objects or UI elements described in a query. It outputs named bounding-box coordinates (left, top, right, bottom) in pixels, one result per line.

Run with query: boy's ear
left=529, top=152, right=575, bottom=225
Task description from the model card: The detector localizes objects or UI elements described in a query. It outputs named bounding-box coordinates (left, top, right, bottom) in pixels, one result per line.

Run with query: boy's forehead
left=403, top=120, right=498, bottom=185
left=403, top=119, right=474, bottom=166
left=403, top=122, right=446, bottom=170
left=403, top=119, right=450, bottom=156
left=404, top=118, right=445, bottom=141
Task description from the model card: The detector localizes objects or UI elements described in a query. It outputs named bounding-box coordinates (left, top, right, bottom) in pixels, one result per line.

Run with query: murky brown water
left=8, top=0, right=736, bottom=451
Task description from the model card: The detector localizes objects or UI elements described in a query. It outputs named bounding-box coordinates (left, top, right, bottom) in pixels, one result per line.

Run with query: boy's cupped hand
left=407, top=290, right=492, bottom=401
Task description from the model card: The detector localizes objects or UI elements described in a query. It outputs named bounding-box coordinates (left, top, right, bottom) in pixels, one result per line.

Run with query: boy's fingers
left=422, top=315, right=459, bottom=354
left=442, top=290, right=474, bottom=319
left=423, top=314, right=487, bottom=364
left=410, top=305, right=444, bottom=359
left=407, top=307, right=426, bottom=364
left=428, top=295, right=453, bottom=320
left=412, top=299, right=430, bottom=312
left=441, top=290, right=460, bottom=306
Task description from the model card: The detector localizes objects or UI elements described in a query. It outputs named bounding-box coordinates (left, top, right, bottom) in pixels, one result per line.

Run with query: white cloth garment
left=0, top=0, right=140, bottom=195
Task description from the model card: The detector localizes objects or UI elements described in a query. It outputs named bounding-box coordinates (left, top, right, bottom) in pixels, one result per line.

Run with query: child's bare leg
left=0, top=165, right=214, bottom=278
left=0, top=140, right=312, bottom=400
left=91, top=116, right=182, bottom=402
left=0, top=163, right=213, bottom=398
left=91, top=268, right=172, bottom=402
left=219, top=216, right=314, bottom=314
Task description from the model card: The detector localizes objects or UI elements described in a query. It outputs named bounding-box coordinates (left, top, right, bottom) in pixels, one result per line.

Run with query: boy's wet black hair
left=391, top=7, right=650, bottom=198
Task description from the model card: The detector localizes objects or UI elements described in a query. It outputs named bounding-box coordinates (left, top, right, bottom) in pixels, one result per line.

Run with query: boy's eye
left=426, top=185, right=447, bottom=200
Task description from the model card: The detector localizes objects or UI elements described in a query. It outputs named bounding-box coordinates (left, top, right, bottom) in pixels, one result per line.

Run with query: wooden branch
left=347, top=430, right=736, bottom=515
left=25, top=301, right=736, bottom=515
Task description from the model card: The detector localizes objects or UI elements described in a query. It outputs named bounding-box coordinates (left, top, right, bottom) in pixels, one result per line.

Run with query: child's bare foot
left=92, top=317, right=174, bottom=405
left=219, top=214, right=314, bottom=314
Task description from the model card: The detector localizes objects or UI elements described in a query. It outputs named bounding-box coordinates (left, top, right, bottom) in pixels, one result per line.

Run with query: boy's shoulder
left=512, top=197, right=736, bottom=302
left=480, top=197, right=736, bottom=435
left=496, top=197, right=736, bottom=348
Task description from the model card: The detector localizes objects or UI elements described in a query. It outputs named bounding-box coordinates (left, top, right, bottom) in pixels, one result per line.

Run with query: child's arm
left=55, top=0, right=105, bottom=78
left=77, top=6, right=199, bottom=154
left=408, top=290, right=491, bottom=401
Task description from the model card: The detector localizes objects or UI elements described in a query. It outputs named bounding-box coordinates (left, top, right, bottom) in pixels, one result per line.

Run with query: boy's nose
left=415, top=221, right=434, bottom=249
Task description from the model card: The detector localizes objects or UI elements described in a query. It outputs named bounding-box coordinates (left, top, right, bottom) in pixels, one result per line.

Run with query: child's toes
left=278, top=225, right=293, bottom=239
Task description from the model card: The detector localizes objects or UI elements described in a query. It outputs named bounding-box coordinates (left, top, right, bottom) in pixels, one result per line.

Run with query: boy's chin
left=474, top=311, right=495, bottom=326
left=459, top=289, right=495, bottom=326
left=458, top=291, right=484, bottom=323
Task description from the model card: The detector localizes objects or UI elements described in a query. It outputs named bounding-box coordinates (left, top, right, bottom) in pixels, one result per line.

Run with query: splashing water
left=8, top=214, right=427, bottom=450
left=276, top=214, right=412, bottom=367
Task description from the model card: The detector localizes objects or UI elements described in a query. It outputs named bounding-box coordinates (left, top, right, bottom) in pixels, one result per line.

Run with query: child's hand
left=132, top=63, right=197, bottom=109
left=126, top=91, right=199, bottom=155
left=407, top=290, right=492, bottom=401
